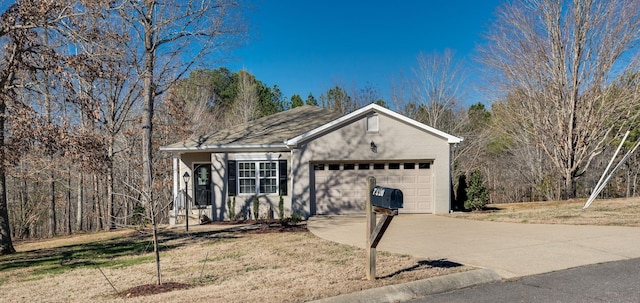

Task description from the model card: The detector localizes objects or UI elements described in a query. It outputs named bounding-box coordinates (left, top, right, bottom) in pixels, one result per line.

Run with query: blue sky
left=227, top=0, right=504, bottom=106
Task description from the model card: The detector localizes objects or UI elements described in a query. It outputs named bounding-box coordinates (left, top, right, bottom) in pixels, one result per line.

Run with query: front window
left=259, top=162, right=278, bottom=194
left=238, top=161, right=278, bottom=194
left=238, top=162, right=256, bottom=194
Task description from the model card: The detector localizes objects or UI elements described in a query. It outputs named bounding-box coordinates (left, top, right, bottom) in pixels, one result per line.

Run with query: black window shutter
left=279, top=160, right=288, bottom=195
left=228, top=160, right=237, bottom=196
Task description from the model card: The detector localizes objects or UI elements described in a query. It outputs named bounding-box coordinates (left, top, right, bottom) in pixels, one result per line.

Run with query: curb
left=309, top=268, right=502, bottom=303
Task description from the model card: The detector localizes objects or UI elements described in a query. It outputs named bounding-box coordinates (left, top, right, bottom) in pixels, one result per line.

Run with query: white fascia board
left=159, top=143, right=289, bottom=153
left=285, top=103, right=462, bottom=146
left=384, top=108, right=463, bottom=144
left=234, top=153, right=282, bottom=161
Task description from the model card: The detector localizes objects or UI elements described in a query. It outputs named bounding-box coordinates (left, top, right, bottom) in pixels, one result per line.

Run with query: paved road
left=409, top=258, right=640, bottom=303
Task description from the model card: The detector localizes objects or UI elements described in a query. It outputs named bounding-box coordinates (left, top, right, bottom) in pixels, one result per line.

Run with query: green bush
left=290, top=213, right=302, bottom=224
left=278, top=194, right=285, bottom=220
left=227, top=196, right=236, bottom=221
left=465, top=169, right=489, bottom=211
left=131, top=203, right=148, bottom=226
left=280, top=213, right=303, bottom=226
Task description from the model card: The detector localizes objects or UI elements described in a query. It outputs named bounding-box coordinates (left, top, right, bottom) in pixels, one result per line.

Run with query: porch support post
left=172, top=154, right=179, bottom=200
left=170, top=154, right=179, bottom=226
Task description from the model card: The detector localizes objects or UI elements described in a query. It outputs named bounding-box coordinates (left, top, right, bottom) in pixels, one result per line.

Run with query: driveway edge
left=309, top=268, right=502, bottom=303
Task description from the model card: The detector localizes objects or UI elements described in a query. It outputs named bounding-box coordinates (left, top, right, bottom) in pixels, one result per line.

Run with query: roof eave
left=159, top=143, right=289, bottom=153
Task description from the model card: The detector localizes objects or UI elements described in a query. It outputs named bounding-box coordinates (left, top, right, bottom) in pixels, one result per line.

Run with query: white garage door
left=313, top=162, right=433, bottom=215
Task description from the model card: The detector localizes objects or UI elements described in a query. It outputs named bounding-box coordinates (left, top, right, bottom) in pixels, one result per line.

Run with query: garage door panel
left=387, top=175, right=403, bottom=183
left=417, top=188, right=431, bottom=196
left=416, top=203, right=431, bottom=211
left=417, top=175, right=431, bottom=184
left=403, top=202, right=418, bottom=210
left=399, top=183, right=420, bottom=189
left=402, top=176, right=417, bottom=183
left=400, top=188, right=417, bottom=196
left=314, top=161, right=434, bottom=215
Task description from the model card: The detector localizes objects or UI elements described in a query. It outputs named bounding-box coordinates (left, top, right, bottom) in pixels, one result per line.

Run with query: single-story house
left=160, top=103, right=461, bottom=224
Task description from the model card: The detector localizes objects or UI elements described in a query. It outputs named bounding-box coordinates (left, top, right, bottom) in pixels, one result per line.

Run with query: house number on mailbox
left=372, top=187, right=386, bottom=197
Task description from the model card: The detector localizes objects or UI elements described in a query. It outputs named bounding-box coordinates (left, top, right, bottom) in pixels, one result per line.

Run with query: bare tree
left=320, top=85, right=355, bottom=114
left=410, top=49, right=466, bottom=133
left=65, top=3, right=142, bottom=230
left=232, top=69, right=258, bottom=123
left=114, top=0, right=245, bottom=284
left=491, top=99, right=559, bottom=201
left=0, top=0, right=81, bottom=255
left=393, top=50, right=473, bottom=194
left=479, top=0, right=640, bottom=199
left=161, top=79, right=218, bottom=139
left=353, top=83, right=384, bottom=107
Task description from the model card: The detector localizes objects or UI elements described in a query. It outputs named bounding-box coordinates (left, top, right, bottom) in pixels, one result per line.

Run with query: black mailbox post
left=371, top=186, right=403, bottom=210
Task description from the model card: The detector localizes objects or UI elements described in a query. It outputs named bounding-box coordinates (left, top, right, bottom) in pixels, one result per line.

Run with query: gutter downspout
left=449, top=137, right=463, bottom=213
left=449, top=144, right=454, bottom=213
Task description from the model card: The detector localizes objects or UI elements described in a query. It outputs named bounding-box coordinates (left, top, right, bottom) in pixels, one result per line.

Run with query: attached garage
left=288, top=104, right=461, bottom=217
left=313, top=161, right=434, bottom=215
left=162, top=103, right=461, bottom=226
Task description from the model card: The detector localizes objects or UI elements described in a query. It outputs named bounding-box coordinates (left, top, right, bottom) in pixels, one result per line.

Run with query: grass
left=447, top=196, right=640, bottom=226
left=0, top=224, right=470, bottom=303
left=0, top=231, right=154, bottom=276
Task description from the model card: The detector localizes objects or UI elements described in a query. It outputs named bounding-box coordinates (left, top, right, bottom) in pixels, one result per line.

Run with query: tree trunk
left=107, top=135, right=115, bottom=230
left=563, top=160, right=577, bottom=200
left=0, top=100, right=16, bottom=255
left=94, top=174, right=102, bottom=230
left=49, top=169, right=56, bottom=237
left=142, top=0, right=161, bottom=285
left=151, top=208, right=161, bottom=285
left=19, top=177, right=27, bottom=239
left=633, top=154, right=639, bottom=197
left=44, top=27, right=57, bottom=238
left=76, top=172, right=83, bottom=231
left=67, top=170, right=72, bottom=234
left=625, top=162, right=631, bottom=198
left=142, top=31, right=155, bottom=214
left=124, top=166, right=129, bottom=226
left=633, top=169, right=638, bottom=197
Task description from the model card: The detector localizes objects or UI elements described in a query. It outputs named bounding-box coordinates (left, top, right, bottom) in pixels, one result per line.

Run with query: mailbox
left=370, top=186, right=403, bottom=210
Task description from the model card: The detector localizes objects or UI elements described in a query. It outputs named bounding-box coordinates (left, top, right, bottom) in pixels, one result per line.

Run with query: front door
left=194, top=164, right=212, bottom=209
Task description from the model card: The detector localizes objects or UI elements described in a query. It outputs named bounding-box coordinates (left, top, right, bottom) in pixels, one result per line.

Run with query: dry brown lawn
left=0, top=223, right=471, bottom=303
left=447, top=197, right=640, bottom=226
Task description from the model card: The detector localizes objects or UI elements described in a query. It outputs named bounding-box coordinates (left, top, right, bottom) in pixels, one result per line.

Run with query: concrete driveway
left=307, top=215, right=640, bottom=279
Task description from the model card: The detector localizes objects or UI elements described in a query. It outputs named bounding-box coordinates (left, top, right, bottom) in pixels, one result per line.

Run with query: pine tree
left=465, top=169, right=489, bottom=211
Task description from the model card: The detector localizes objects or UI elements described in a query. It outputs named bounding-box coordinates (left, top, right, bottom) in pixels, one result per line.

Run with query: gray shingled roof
left=161, top=105, right=342, bottom=151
